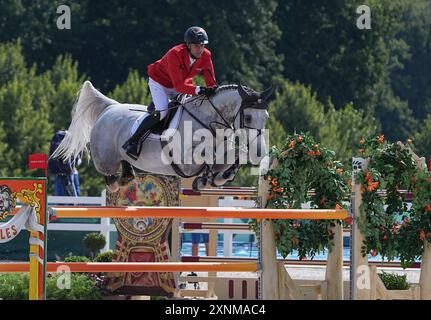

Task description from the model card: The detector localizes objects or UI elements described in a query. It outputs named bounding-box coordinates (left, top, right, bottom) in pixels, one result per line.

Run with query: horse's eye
left=245, top=115, right=252, bottom=122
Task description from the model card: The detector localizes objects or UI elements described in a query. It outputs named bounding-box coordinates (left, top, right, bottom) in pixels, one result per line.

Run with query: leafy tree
left=83, top=232, right=106, bottom=260
left=413, top=115, right=431, bottom=160
left=391, top=0, right=431, bottom=120
left=110, top=70, right=150, bottom=104
left=270, top=79, right=377, bottom=162
left=275, top=0, right=417, bottom=142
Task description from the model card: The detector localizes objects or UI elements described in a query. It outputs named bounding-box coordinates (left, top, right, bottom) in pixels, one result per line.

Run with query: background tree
left=83, top=232, right=106, bottom=260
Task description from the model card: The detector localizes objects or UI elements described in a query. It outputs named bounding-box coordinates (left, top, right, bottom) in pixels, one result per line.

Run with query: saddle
left=149, top=100, right=182, bottom=135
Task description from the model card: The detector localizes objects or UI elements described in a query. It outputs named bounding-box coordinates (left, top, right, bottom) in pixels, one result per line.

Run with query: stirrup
left=124, top=141, right=140, bottom=160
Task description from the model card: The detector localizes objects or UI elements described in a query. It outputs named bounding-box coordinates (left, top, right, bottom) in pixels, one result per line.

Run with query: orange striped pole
left=48, top=206, right=348, bottom=220
left=0, top=262, right=258, bottom=273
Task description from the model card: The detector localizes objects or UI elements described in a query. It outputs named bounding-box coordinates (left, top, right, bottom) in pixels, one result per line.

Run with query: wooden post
left=206, top=228, right=217, bottom=298
left=325, top=223, right=344, bottom=299
left=420, top=240, right=431, bottom=299
left=352, top=181, right=370, bottom=299
left=397, top=143, right=431, bottom=300
left=258, top=158, right=281, bottom=299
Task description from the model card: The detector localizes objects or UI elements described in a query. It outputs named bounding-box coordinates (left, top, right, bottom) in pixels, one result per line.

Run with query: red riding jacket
left=147, top=44, right=216, bottom=95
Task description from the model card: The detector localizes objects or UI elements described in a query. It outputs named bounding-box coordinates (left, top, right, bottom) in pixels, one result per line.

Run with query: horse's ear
left=260, top=85, right=275, bottom=102
left=238, top=83, right=249, bottom=100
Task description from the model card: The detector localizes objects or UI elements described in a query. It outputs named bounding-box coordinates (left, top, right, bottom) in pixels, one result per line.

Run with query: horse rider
left=122, top=26, right=218, bottom=160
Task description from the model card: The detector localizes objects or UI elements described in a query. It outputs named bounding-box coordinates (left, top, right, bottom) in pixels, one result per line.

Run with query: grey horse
left=53, top=81, right=272, bottom=191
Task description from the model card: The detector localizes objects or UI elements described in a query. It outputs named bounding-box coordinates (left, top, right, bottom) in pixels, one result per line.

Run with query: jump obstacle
left=2, top=161, right=430, bottom=300
left=0, top=177, right=348, bottom=300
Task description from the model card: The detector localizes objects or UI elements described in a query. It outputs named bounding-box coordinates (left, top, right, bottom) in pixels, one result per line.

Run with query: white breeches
left=131, top=78, right=179, bottom=135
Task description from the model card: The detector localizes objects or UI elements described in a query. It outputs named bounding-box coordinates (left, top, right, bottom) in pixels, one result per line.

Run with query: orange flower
left=359, top=138, right=365, bottom=145
left=344, top=217, right=353, bottom=225
left=335, top=204, right=342, bottom=210
left=297, top=135, right=303, bottom=143
left=377, top=134, right=385, bottom=143
left=337, top=168, right=344, bottom=174
left=370, top=250, right=377, bottom=257
left=383, top=235, right=387, bottom=241
left=313, top=144, right=319, bottom=149
left=367, top=181, right=379, bottom=191
left=288, top=140, right=296, bottom=148
left=424, top=204, right=431, bottom=212
left=315, top=150, right=321, bottom=156
left=271, top=178, right=278, bottom=187
left=273, top=187, right=283, bottom=193
left=365, top=171, right=372, bottom=182
left=307, top=150, right=315, bottom=156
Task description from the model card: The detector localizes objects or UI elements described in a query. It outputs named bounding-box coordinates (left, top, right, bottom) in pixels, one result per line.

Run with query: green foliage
left=0, top=1, right=430, bottom=193
left=413, top=115, right=431, bottom=158
left=356, top=135, right=431, bottom=267
left=378, top=271, right=410, bottom=290
left=64, top=256, right=91, bottom=263
left=83, top=233, right=106, bottom=260
left=251, top=132, right=350, bottom=259
left=95, top=250, right=114, bottom=262
left=0, top=273, right=29, bottom=300
left=110, top=70, right=150, bottom=104
left=270, top=79, right=377, bottom=162
left=46, top=274, right=102, bottom=300
left=0, top=273, right=102, bottom=300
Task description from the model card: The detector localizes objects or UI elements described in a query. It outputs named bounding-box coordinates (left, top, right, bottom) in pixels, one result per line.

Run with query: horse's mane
left=215, top=84, right=256, bottom=95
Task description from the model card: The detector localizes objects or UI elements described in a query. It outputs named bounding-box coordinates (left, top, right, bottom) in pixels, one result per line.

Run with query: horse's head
left=206, top=84, right=273, bottom=167
left=234, top=84, right=273, bottom=165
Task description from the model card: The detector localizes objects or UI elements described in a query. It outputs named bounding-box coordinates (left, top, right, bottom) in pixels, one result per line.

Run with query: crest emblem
left=0, top=185, right=16, bottom=221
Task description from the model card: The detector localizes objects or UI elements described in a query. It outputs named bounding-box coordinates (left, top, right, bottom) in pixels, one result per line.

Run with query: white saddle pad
left=130, top=105, right=183, bottom=140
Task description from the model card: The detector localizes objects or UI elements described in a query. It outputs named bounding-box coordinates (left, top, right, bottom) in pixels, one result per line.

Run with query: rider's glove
left=196, top=86, right=217, bottom=97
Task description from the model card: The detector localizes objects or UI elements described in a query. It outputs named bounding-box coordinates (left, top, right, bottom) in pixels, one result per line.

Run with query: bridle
left=161, top=87, right=268, bottom=178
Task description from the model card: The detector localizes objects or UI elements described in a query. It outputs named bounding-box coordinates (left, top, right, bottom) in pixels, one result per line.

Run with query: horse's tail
left=52, top=81, right=118, bottom=161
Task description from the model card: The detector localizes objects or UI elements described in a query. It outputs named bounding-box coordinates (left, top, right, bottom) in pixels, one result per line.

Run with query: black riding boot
left=122, top=112, right=160, bottom=160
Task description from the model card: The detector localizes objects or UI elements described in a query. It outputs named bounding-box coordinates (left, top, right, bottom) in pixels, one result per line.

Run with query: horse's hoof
left=192, top=176, right=208, bottom=191
left=211, top=172, right=228, bottom=187
left=106, top=181, right=120, bottom=193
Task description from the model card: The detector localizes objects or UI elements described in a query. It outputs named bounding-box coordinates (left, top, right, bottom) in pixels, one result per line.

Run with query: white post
left=420, top=240, right=431, bottom=299
left=223, top=218, right=234, bottom=257
left=351, top=158, right=370, bottom=300
left=325, top=223, right=344, bottom=299
left=259, top=158, right=280, bottom=299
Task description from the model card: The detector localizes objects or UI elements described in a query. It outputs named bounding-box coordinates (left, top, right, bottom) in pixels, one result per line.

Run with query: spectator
left=48, top=130, right=81, bottom=196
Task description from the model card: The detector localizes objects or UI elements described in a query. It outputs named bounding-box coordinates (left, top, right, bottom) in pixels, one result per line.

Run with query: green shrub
left=83, top=233, right=106, bottom=260
left=95, top=250, right=114, bottom=262
left=378, top=271, right=410, bottom=290
left=64, top=256, right=91, bottom=263
left=0, top=273, right=102, bottom=300
left=46, top=273, right=101, bottom=300
left=0, top=273, right=29, bottom=300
